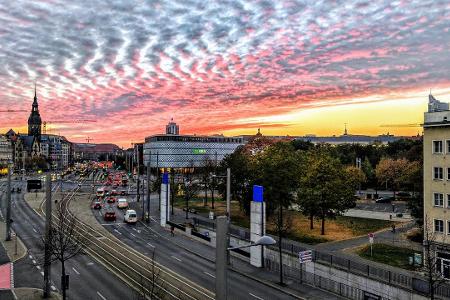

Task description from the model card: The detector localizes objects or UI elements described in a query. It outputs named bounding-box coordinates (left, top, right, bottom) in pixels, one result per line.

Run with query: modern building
left=423, top=93, right=450, bottom=278
left=0, top=135, right=12, bottom=166
left=73, top=143, right=123, bottom=162
left=143, top=120, right=244, bottom=169
left=40, top=134, right=71, bottom=170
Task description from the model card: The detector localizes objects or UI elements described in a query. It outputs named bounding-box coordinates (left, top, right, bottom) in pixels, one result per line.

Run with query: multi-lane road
left=0, top=177, right=134, bottom=300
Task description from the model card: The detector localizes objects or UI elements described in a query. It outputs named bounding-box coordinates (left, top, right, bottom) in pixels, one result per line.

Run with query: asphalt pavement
left=3, top=178, right=135, bottom=300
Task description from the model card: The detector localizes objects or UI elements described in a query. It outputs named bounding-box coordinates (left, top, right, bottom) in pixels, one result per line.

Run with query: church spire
left=28, top=84, right=42, bottom=138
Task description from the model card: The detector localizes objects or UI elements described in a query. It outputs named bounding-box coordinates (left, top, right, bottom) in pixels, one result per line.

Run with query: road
left=1, top=177, right=134, bottom=300
left=81, top=171, right=340, bottom=300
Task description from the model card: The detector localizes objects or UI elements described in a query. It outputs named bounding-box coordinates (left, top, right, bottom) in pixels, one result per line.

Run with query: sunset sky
left=0, top=0, right=449, bottom=147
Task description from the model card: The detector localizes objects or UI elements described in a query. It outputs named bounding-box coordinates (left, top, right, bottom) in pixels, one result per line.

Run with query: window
left=448, top=168, right=450, bottom=180
left=434, top=167, right=444, bottom=180
left=447, top=221, right=450, bottom=235
left=434, top=193, right=444, bottom=207
left=435, top=219, right=444, bottom=233
left=447, top=140, right=450, bottom=154
left=448, top=194, right=450, bottom=208
left=434, top=140, right=443, bottom=154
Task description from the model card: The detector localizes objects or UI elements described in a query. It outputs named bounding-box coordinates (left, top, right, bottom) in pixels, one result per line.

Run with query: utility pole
left=226, top=168, right=231, bottom=220
left=5, top=166, right=11, bottom=241
left=157, top=152, right=160, bottom=211
left=216, top=216, right=228, bottom=300
left=43, top=173, right=52, bottom=298
left=146, top=159, right=151, bottom=222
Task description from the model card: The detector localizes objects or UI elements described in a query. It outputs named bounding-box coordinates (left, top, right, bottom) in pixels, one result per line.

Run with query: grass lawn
left=356, top=243, right=420, bottom=271
left=174, top=197, right=395, bottom=245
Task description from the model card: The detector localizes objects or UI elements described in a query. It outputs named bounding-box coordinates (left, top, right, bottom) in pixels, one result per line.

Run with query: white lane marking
left=29, top=255, right=33, bottom=259
left=32, top=260, right=36, bottom=264
left=113, top=229, right=122, bottom=235
left=132, top=228, right=137, bottom=232
left=204, top=271, right=215, bottom=278
left=36, top=266, right=41, bottom=270
left=32, top=228, right=37, bottom=233
left=40, top=271, right=44, bottom=276
left=72, top=267, right=80, bottom=275
left=171, top=255, right=182, bottom=262
left=249, top=293, right=264, bottom=300
left=51, top=285, right=56, bottom=291
left=147, top=242, right=155, bottom=248
left=130, top=233, right=136, bottom=237
left=97, top=291, right=107, bottom=300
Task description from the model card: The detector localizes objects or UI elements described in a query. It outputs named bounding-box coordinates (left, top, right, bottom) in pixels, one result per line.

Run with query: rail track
left=44, top=173, right=215, bottom=300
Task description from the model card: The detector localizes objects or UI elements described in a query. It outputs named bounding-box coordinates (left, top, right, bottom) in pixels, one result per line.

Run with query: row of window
left=433, top=167, right=450, bottom=180
left=434, top=219, right=450, bottom=234
left=433, top=140, right=450, bottom=154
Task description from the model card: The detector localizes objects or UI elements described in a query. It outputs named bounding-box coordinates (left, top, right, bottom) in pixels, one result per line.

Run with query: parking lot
left=355, top=201, right=408, bottom=213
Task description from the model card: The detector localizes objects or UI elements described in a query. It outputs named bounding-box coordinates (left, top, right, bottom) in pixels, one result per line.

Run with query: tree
left=182, top=165, right=199, bottom=220
left=361, top=157, right=375, bottom=189
left=219, top=146, right=256, bottom=215
left=375, top=158, right=418, bottom=198
left=422, top=216, right=447, bottom=300
left=199, top=157, right=215, bottom=207
left=43, top=204, right=87, bottom=300
left=133, top=250, right=165, bottom=300
left=297, top=151, right=360, bottom=235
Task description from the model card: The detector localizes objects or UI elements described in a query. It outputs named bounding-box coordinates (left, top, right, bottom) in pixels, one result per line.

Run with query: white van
left=124, top=209, right=137, bottom=224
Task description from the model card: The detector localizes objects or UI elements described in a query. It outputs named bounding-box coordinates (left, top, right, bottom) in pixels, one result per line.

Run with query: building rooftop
left=424, top=94, right=450, bottom=128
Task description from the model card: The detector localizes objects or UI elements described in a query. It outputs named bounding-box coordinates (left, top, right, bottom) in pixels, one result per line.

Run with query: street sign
left=253, top=185, right=263, bottom=202
left=298, top=250, right=313, bottom=263
left=368, top=233, right=374, bottom=244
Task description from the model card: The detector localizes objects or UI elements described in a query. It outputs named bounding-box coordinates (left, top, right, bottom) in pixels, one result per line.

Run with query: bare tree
left=182, top=163, right=199, bottom=219
left=199, top=157, right=214, bottom=207
left=43, top=204, right=87, bottom=300
left=134, top=250, right=166, bottom=300
left=422, top=215, right=448, bottom=300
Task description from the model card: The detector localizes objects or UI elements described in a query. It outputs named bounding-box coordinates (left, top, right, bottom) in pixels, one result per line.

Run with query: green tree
left=218, top=146, right=256, bottom=215
left=298, top=151, right=360, bottom=235
left=375, top=157, right=414, bottom=197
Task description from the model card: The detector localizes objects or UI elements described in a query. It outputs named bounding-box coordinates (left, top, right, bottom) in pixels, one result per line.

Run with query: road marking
left=147, top=242, right=155, bottom=248
left=132, top=228, right=137, bottom=232
left=72, top=267, right=80, bottom=275
left=113, top=229, right=122, bottom=235
left=97, top=291, right=107, bottom=300
left=130, top=233, right=136, bottom=237
left=249, top=293, right=264, bottom=300
left=171, top=255, right=182, bottom=262
left=32, top=260, right=36, bottom=264
left=204, top=272, right=215, bottom=278
left=51, top=285, right=56, bottom=291
left=87, top=262, right=94, bottom=266
left=32, top=228, right=37, bottom=233
left=40, top=271, right=44, bottom=276
left=36, top=266, right=41, bottom=270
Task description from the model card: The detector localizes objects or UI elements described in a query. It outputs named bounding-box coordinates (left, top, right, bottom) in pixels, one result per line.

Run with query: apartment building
left=424, top=94, right=450, bottom=278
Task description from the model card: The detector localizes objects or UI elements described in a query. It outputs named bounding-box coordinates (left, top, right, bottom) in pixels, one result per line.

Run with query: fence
left=193, top=216, right=450, bottom=299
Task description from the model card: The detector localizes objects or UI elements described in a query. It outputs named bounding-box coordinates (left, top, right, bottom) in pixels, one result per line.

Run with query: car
left=92, top=201, right=102, bottom=209
left=106, top=197, right=116, bottom=203
left=111, top=189, right=118, bottom=196
left=117, top=198, right=129, bottom=209
left=124, top=209, right=137, bottom=224
left=103, top=210, right=116, bottom=221
left=120, top=190, right=127, bottom=196
left=375, top=196, right=394, bottom=203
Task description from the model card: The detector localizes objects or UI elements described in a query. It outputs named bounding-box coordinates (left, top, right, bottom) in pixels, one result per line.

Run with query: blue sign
left=162, top=173, right=169, bottom=184
left=253, top=185, right=264, bottom=202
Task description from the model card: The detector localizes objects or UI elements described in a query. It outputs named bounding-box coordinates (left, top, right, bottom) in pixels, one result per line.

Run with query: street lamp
left=215, top=216, right=275, bottom=300
left=211, top=168, right=231, bottom=220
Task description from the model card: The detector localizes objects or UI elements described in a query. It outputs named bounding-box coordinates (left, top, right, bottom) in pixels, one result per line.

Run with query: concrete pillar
left=215, top=216, right=228, bottom=300
left=250, top=185, right=265, bottom=267
left=160, top=173, right=170, bottom=226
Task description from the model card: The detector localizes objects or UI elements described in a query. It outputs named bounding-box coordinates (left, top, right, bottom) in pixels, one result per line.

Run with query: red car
left=104, top=210, right=116, bottom=221
left=92, top=201, right=102, bottom=209
left=106, top=197, right=116, bottom=203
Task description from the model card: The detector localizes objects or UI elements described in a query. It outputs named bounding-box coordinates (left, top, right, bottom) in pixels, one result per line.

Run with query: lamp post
left=215, top=216, right=276, bottom=300
left=211, top=168, right=231, bottom=220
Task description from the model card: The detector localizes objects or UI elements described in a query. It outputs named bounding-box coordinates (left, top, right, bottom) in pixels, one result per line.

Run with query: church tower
left=28, top=84, right=42, bottom=139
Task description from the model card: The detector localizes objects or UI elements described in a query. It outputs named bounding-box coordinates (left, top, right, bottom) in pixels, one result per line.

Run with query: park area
left=173, top=197, right=396, bottom=245
left=356, top=243, right=420, bottom=271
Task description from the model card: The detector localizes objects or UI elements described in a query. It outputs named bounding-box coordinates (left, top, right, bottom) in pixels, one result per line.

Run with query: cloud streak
left=0, top=0, right=449, bottom=145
